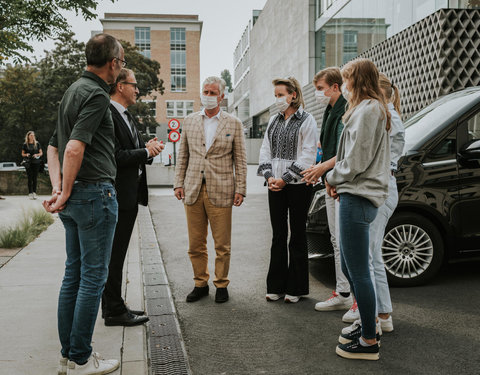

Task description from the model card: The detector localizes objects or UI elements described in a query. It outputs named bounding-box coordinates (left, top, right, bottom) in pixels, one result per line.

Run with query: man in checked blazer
left=174, top=76, right=247, bottom=303
left=102, top=68, right=164, bottom=326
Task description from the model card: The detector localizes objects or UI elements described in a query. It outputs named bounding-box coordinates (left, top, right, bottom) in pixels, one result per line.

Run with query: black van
left=306, top=86, right=480, bottom=286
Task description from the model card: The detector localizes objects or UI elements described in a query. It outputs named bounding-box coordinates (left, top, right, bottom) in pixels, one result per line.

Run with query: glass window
left=467, top=111, right=480, bottom=141
left=170, top=28, right=186, bottom=92
left=166, top=101, right=194, bottom=118
left=343, top=30, right=358, bottom=63
left=135, top=27, right=151, bottom=58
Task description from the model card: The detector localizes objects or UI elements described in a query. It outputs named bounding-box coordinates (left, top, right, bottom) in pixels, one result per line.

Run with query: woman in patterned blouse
left=258, top=77, right=318, bottom=304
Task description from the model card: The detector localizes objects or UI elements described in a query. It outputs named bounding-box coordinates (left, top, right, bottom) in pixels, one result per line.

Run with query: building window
left=166, top=101, right=194, bottom=118
left=170, top=28, right=186, bottom=92
left=135, top=27, right=151, bottom=58
left=315, top=29, right=326, bottom=72
left=343, top=30, right=358, bottom=64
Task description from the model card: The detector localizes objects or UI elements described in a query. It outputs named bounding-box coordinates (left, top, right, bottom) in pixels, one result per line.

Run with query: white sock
left=359, top=337, right=374, bottom=347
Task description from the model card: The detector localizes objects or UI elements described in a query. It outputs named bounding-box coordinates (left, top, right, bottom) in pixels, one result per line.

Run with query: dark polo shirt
left=49, top=71, right=116, bottom=183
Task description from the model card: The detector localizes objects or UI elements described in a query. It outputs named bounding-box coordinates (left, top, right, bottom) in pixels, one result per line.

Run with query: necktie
left=124, top=110, right=140, bottom=148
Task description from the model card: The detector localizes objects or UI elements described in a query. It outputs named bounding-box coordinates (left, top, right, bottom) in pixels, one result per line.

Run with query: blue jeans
left=369, top=175, right=398, bottom=315
left=339, top=193, right=378, bottom=340
left=58, top=182, right=118, bottom=364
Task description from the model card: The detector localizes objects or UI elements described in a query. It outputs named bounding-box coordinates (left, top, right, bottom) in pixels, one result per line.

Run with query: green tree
left=221, top=69, right=233, bottom=93
left=0, top=0, right=115, bottom=65
left=0, top=65, right=46, bottom=163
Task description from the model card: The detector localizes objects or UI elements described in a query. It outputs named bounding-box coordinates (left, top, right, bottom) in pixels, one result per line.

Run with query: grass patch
left=0, top=208, right=55, bottom=248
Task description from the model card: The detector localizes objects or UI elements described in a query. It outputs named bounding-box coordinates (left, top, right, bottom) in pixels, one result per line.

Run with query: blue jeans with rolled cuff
left=57, top=182, right=118, bottom=364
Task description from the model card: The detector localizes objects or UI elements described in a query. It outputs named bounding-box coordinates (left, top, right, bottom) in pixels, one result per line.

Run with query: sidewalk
left=0, top=210, right=148, bottom=374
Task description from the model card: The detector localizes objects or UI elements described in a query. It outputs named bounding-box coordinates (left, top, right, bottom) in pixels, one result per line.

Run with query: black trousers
left=267, top=183, right=312, bottom=296
left=102, top=205, right=138, bottom=317
left=26, top=164, right=40, bottom=193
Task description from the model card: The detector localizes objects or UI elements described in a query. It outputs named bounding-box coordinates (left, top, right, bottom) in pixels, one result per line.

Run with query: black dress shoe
left=186, top=285, right=209, bottom=302
left=127, top=307, right=145, bottom=316
left=104, top=311, right=149, bottom=327
left=215, top=287, right=229, bottom=303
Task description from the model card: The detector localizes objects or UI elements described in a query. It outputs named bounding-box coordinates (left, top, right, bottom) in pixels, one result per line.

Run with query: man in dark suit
left=102, top=68, right=164, bottom=326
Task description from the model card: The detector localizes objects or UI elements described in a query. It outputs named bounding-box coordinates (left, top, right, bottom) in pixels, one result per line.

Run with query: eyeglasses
left=114, top=57, right=127, bottom=68
left=121, top=81, right=138, bottom=90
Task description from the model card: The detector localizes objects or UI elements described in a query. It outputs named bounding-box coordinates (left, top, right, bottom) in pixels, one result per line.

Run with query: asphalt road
left=149, top=191, right=480, bottom=375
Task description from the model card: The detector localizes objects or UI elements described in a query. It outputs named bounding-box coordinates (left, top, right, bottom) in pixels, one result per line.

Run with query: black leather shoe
left=186, top=285, right=209, bottom=302
left=127, top=307, right=145, bottom=316
left=215, top=287, right=229, bottom=303
left=104, top=311, right=149, bottom=327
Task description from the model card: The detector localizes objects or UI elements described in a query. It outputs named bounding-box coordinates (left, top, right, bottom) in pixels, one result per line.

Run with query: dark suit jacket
left=110, top=104, right=152, bottom=210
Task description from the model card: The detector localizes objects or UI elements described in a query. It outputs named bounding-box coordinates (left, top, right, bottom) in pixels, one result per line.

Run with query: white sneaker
left=315, top=291, right=352, bottom=311
left=379, top=315, right=394, bottom=332
left=284, top=294, right=306, bottom=303
left=32, top=192, right=37, bottom=199
left=342, top=301, right=360, bottom=323
left=341, top=319, right=383, bottom=337
left=67, top=352, right=119, bottom=375
left=29, top=193, right=34, bottom=200
left=58, top=357, right=68, bottom=375
left=266, top=293, right=284, bottom=301
left=342, top=319, right=362, bottom=335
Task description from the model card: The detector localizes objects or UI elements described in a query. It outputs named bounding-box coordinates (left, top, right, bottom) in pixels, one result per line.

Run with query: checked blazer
left=174, top=110, right=247, bottom=207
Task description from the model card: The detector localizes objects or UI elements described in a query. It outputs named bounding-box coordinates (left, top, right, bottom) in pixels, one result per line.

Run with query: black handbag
left=21, top=157, right=31, bottom=169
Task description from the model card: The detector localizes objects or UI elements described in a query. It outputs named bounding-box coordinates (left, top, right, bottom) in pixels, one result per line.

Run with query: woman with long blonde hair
left=21, top=130, right=43, bottom=199
left=258, top=77, right=317, bottom=304
left=324, top=59, right=390, bottom=360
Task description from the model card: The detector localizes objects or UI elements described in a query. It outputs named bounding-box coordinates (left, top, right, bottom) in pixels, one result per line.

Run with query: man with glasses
left=102, top=68, right=164, bottom=326
left=44, top=33, right=124, bottom=375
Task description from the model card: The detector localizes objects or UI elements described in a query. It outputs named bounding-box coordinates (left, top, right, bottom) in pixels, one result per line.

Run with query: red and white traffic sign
left=168, top=118, right=181, bottom=131
left=168, top=130, right=181, bottom=142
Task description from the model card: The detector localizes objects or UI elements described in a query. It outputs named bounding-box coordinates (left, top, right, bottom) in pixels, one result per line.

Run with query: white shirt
left=110, top=100, right=150, bottom=158
left=258, top=107, right=318, bottom=184
left=201, top=108, right=221, bottom=151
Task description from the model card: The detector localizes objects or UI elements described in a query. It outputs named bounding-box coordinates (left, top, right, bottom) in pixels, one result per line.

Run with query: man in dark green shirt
left=43, top=33, right=125, bottom=375
left=302, top=67, right=353, bottom=314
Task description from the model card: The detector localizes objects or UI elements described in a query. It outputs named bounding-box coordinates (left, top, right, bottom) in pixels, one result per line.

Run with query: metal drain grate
left=149, top=336, right=185, bottom=364
left=148, top=315, right=179, bottom=337
left=143, top=264, right=164, bottom=273
left=146, top=298, right=174, bottom=316
left=144, top=272, right=168, bottom=286
left=145, top=285, right=170, bottom=299
left=151, top=361, right=189, bottom=375
left=139, top=206, right=191, bottom=375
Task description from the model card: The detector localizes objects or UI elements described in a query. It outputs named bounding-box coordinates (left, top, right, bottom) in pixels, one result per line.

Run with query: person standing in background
left=22, top=131, right=43, bottom=199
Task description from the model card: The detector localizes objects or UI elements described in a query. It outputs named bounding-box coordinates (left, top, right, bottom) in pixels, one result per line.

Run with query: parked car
left=307, top=86, right=480, bottom=286
left=0, top=162, right=23, bottom=171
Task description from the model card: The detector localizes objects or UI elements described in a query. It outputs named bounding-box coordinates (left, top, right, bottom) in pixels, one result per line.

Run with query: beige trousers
left=184, top=184, right=232, bottom=288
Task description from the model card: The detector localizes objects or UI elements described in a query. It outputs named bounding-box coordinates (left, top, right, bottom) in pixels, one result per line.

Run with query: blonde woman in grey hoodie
left=324, top=59, right=391, bottom=361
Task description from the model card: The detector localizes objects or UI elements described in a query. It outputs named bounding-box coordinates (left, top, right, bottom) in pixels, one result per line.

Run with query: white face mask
left=274, top=96, right=290, bottom=113
left=341, top=83, right=350, bottom=100
left=315, top=90, right=331, bottom=106
left=201, top=94, right=219, bottom=110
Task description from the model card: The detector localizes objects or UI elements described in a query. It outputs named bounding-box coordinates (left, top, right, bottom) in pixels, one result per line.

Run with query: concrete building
left=100, top=13, right=202, bottom=140
left=235, top=0, right=478, bottom=147
left=230, top=10, right=261, bottom=137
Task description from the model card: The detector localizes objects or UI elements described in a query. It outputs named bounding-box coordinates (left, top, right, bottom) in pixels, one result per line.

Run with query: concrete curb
left=138, top=206, right=191, bottom=375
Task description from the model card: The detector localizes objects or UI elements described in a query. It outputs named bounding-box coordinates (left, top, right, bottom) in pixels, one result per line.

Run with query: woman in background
left=21, top=131, right=43, bottom=199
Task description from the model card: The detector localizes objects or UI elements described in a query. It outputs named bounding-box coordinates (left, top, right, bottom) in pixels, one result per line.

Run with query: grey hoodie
left=326, top=99, right=390, bottom=207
